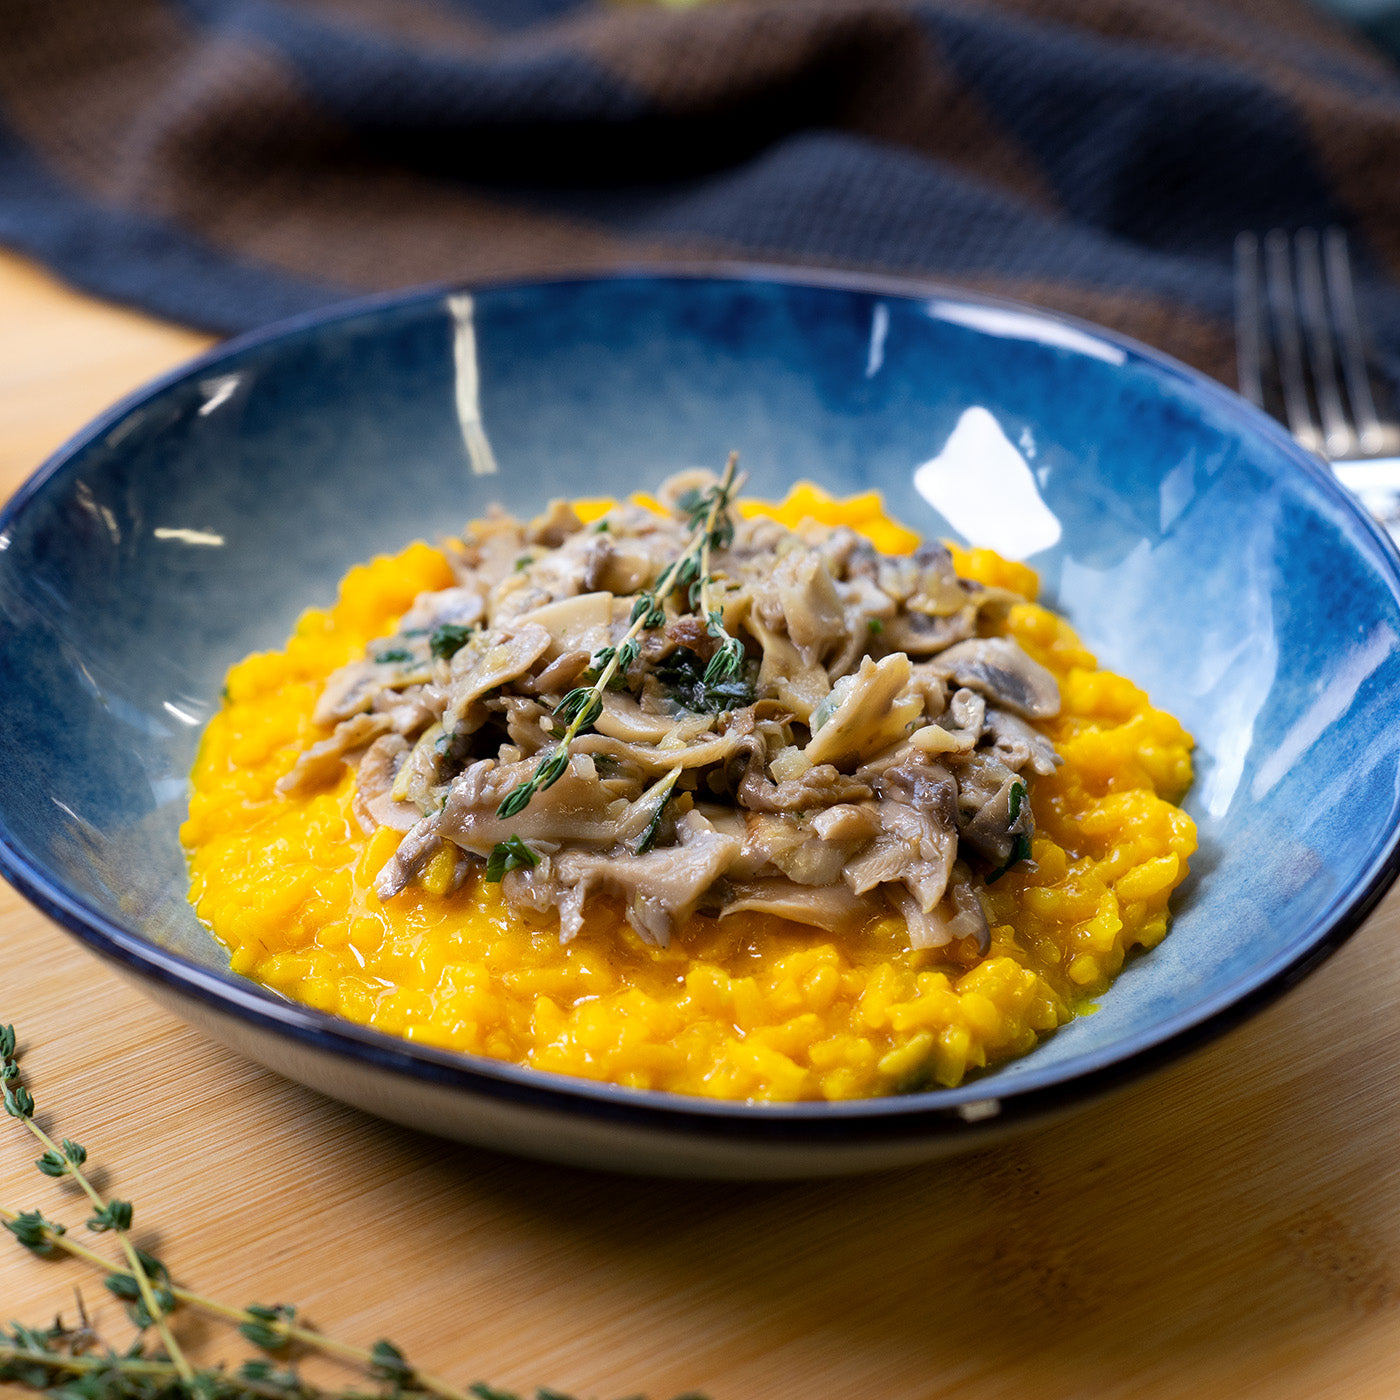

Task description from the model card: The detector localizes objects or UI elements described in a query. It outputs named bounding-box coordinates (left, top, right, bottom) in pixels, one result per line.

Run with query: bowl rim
left=4, top=261, right=1400, bottom=1147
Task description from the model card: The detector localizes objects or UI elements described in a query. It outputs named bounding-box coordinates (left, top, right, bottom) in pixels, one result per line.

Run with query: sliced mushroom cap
left=957, top=752, right=1033, bottom=866
left=736, top=761, right=872, bottom=813
left=947, top=878, right=992, bottom=953
left=592, top=691, right=715, bottom=746
left=438, top=753, right=640, bottom=854
left=513, top=591, right=615, bottom=660
left=313, top=660, right=388, bottom=726
left=373, top=812, right=444, bottom=901
left=396, top=585, right=485, bottom=635
left=353, top=734, right=423, bottom=833
left=552, top=810, right=744, bottom=946
left=889, top=881, right=990, bottom=954
left=525, top=498, right=584, bottom=547
left=445, top=623, right=553, bottom=717
left=810, top=802, right=883, bottom=844
left=771, top=550, right=846, bottom=655
left=984, top=707, right=1061, bottom=777
left=459, top=506, right=528, bottom=587
left=804, top=654, right=924, bottom=769
left=516, top=649, right=592, bottom=697
left=277, top=711, right=393, bottom=796
left=909, top=687, right=985, bottom=758
left=596, top=538, right=665, bottom=596
left=719, top=878, right=876, bottom=934
left=746, top=610, right=831, bottom=721
left=572, top=728, right=744, bottom=777
left=842, top=795, right=956, bottom=916
left=876, top=543, right=968, bottom=614
left=741, top=812, right=851, bottom=886
left=881, top=605, right=978, bottom=656
left=931, top=637, right=1060, bottom=720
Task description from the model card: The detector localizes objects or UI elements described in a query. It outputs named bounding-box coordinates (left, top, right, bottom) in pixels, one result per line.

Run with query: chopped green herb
left=429, top=622, right=474, bottom=660
left=592, top=518, right=611, bottom=533
left=653, top=647, right=755, bottom=715
left=374, top=647, right=414, bottom=665
left=867, top=617, right=884, bottom=634
left=484, top=835, right=540, bottom=882
left=986, top=781, right=1032, bottom=883
left=513, top=554, right=533, bottom=572
left=633, top=770, right=682, bottom=855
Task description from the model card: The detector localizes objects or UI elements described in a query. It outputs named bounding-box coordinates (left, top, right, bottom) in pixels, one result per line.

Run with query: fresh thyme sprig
left=495, top=454, right=746, bottom=822
left=0, top=1025, right=705, bottom=1400
left=679, top=455, right=746, bottom=689
left=0, top=1027, right=461, bottom=1399
left=1, top=1197, right=455, bottom=1394
left=2, top=1026, right=192, bottom=1383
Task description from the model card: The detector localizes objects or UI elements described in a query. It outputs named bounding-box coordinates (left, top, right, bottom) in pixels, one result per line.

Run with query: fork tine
left=1233, top=232, right=1266, bottom=409
left=1295, top=228, right=1356, bottom=458
left=1264, top=229, right=1323, bottom=453
left=1324, top=228, right=1387, bottom=455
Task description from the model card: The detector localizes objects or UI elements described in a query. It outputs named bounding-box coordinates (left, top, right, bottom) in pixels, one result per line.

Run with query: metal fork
left=1234, top=227, right=1400, bottom=537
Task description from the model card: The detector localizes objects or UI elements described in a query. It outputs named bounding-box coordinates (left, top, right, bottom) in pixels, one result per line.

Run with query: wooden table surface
left=2, top=249, right=1399, bottom=1400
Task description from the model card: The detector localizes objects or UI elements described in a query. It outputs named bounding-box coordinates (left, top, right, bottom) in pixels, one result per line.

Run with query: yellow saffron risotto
left=182, top=485, right=1196, bottom=1101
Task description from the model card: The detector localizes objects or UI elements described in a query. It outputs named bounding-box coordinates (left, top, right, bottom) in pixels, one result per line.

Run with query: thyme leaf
left=985, top=781, right=1033, bottom=884
left=429, top=623, right=474, bottom=661
left=484, top=836, right=540, bottom=882
left=631, top=769, right=683, bottom=856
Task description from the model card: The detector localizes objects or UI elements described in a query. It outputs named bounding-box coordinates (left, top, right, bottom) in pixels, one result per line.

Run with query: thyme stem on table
left=496, top=453, right=746, bottom=822
left=0, top=1200, right=435, bottom=1381
left=0, top=1024, right=705, bottom=1400
left=2, top=1027, right=192, bottom=1383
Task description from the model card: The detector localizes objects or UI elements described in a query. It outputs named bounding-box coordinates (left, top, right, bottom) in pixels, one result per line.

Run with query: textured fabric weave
left=3, top=0, right=1400, bottom=385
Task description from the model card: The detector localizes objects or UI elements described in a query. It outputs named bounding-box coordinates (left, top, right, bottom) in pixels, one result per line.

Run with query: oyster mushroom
left=931, top=637, right=1060, bottom=720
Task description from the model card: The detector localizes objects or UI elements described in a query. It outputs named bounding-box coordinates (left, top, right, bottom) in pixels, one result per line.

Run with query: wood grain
left=2, top=248, right=1399, bottom=1399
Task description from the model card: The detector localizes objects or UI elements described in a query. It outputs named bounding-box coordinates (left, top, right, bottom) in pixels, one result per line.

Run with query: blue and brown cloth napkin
left=3, top=0, right=1400, bottom=387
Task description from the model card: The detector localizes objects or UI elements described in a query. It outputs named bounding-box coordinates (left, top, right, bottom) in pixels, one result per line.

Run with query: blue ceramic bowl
left=3, top=270, right=1400, bottom=1178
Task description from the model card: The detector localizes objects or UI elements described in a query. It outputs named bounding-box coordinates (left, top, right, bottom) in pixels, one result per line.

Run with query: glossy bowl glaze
left=3, top=270, right=1399, bottom=1178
